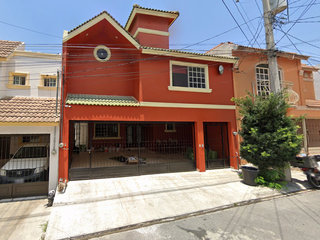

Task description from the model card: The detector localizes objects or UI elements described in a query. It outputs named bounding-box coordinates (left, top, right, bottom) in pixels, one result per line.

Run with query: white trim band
left=140, top=101, right=236, bottom=110
left=168, top=86, right=212, bottom=93
left=133, top=28, right=170, bottom=38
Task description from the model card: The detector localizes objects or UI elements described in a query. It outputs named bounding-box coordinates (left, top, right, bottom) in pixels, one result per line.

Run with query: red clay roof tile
left=0, top=40, right=22, bottom=58
left=0, top=96, right=60, bottom=123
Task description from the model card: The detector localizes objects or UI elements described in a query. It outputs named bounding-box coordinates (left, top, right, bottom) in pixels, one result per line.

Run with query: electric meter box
left=269, top=0, right=287, bottom=14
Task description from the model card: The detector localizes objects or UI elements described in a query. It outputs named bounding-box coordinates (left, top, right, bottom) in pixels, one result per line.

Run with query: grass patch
left=41, top=221, right=48, bottom=233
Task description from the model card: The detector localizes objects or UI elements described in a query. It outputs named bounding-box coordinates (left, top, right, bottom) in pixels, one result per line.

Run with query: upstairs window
left=39, top=75, right=58, bottom=91
left=256, top=64, right=282, bottom=96
left=7, top=72, right=30, bottom=89
left=169, top=61, right=211, bottom=93
left=13, top=75, right=26, bottom=85
left=44, top=77, right=57, bottom=87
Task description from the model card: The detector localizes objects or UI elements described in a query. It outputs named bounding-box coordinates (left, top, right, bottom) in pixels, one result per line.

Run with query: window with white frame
left=255, top=64, right=282, bottom=95
left=39, top=75, right=57, bottom=90
left=169, top=61, right=211, bottom=92
left=7, top=72, right=30, bottom=89
left=13, top=75, right=26, bottom=85
left=43, top=77, right=57, bottom=87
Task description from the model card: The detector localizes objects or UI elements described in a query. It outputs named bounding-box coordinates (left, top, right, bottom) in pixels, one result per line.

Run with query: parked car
left=0, top=143, right=49, bottom=183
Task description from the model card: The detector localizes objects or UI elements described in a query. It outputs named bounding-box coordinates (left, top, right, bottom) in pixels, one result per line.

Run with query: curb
left=57, top=188, right=314, bottom=240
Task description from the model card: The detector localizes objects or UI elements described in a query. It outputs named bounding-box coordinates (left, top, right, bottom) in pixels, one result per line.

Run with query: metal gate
left=204, top=122, right=230, bottom=169
left=0, top=134, right=49, bottom=199
left=69, top=121, right=196, bottom=180
left=306, top=119, right=320, bottom=147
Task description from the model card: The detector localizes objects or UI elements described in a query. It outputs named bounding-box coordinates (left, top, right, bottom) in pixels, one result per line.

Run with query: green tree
left=232, top=91, right=303, bottom=173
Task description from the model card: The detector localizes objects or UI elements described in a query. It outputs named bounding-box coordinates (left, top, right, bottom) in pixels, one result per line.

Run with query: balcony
left=251, top=81, right=299, bottom=106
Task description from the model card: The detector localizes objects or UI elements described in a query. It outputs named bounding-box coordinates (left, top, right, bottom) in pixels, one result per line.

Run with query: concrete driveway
left=45, top=168, right=310, bottom=240
left=0, top=196, right=50, bottom=240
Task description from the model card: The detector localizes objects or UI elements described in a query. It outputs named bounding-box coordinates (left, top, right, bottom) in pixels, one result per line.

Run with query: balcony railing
left=251, top=81, right=299, bottom=105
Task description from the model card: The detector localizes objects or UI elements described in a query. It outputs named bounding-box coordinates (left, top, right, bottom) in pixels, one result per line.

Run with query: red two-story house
left=59, top=5, right=238, bottom=181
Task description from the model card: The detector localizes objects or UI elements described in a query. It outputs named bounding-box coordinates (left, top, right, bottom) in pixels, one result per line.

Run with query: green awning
left=65, top=94, right=139, bottom=107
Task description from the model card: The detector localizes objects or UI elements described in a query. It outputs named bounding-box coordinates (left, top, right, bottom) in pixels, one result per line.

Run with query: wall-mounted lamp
left=232, top=131, right=238, bottom=136
left=65, top=105, right=72, bottom=108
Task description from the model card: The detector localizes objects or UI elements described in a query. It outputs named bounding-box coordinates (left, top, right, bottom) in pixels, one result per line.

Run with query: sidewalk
left=0, top=196, right=50, bottom=240
left=45, top=168, right=311, bottom=240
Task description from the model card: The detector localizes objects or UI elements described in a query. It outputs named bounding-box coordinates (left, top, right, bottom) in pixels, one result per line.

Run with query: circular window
left=93, top=45, right=111, bottom=62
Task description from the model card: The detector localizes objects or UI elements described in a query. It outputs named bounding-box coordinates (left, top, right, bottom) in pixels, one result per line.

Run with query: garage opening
left=69, top=121, right=196, bottom=180
left=0, top=134, right=50, bottom=199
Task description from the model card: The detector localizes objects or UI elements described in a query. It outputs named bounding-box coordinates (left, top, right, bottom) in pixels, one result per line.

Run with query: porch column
left=228, top=121, right=239, bottom=169
left=58, top=119, right=69, bottom=180
left=194, top=121, right=206, bottom=172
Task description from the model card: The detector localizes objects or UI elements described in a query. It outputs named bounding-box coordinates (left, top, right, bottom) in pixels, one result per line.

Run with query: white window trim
left=169, top=60, right=212, bottom=93
left=255, top=63, right=284, bottom=95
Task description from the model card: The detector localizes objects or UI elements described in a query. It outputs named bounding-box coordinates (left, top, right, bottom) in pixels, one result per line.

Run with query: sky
left=1, top=0, right=320, bottom=66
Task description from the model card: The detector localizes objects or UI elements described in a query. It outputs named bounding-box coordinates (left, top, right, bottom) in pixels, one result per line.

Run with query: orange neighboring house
left=59, top=5, right=239, bottom=181
left=207, top=42, right=320, bottom=156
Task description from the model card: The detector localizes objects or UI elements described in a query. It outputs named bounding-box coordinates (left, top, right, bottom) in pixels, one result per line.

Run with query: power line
left=276, top=0, right=316, bottom=45
left=0, top=20, right=61, bottom=39
left=221, top=0, right=251, bottom=44
left=233, top=0, right=260, bottom=47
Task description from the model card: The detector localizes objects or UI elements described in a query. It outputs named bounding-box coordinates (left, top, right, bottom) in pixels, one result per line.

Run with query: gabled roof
left=207, top=42, right=310, bottom=60
left=63, top=11, right=140, bottom=48
left=66, top=94, right=139, bottom=107
left=0, top=96, right=60, bottom=124
left=125, top=4, right=179, bottom=30
left=0, top=40, right=22, bottom=59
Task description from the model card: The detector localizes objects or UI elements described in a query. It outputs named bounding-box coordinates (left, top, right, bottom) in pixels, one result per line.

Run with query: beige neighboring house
left=207, top=42, right=320, bottom=155
left=0, top=40, right=61, bottom=199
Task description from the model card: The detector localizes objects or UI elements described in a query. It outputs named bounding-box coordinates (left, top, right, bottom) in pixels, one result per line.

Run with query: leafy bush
left=184, top=148, right=194, bottom=160
left=232, top=90, right=303, bottom=173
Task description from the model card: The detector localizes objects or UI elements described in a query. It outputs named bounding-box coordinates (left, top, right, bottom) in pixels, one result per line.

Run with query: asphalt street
left=90, top=190, right=320, bottom=240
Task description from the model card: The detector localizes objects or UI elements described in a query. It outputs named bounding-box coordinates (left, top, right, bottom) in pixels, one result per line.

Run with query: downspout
left=60, top=66, right=65, bottom=143
left=52, top=70, right=60, bottom=155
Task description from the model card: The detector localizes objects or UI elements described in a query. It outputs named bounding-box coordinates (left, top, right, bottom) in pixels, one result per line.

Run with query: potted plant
left=232, top=90, right=303, bottom=188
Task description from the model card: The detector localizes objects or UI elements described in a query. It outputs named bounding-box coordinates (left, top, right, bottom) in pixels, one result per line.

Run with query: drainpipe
left=55, top=70, right=60, bottom=116
left=51, top=70, right=60, bottom=156
left=60, top=66, right=65, bottom=143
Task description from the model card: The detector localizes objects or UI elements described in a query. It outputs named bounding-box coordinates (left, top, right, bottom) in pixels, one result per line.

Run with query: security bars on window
left=95, top=123, right=119, bottom=138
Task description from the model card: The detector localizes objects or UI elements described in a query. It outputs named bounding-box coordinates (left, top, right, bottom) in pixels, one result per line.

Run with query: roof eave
left=125, top=7, right=179, bottom=31
left=63, top=12, right=140, bottom=49
left=141, top=48, right=238, bottom=64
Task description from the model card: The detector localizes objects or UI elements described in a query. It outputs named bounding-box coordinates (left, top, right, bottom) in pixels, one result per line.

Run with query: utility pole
left=262, top=0, right=281, bottom=93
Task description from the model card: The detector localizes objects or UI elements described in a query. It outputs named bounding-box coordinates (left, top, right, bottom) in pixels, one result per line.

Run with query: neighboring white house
left=0, top=40, right=61, bottom=198
left=314, top=64, right=320, bottom=100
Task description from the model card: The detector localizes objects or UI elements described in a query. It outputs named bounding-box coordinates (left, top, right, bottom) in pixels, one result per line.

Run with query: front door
left=204, top=122, right=230, bottom=169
